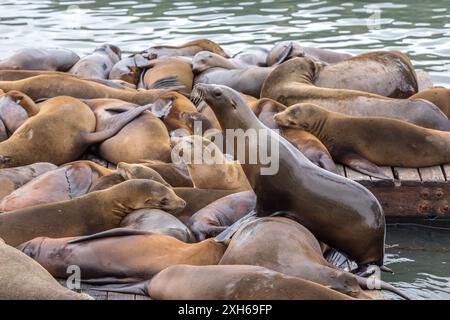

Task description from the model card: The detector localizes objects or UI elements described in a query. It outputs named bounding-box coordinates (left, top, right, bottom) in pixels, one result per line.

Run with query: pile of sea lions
left=1, top=37, right=446, bottom=300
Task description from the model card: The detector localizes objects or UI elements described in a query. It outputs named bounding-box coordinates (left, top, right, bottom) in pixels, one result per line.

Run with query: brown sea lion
left=141, top=160, right=193, bottom=187
left=144, top=265, right=353, bottom=300
left=67, top=208, right=195, bottom=243
left=249, top=98, right=337, bottom=173
left=141, top=58, right=193, bottom=93
left=220, top=217, right=408, bottom=299
left=192, top=84, right=385, bottom=268
left=187, top=190, right=256, bottom=240
left=0, top=74, right=180, bottom=105
left=266, top=41, right=352, bottom=66
left=411, top=87, right=450, bottom=118
left=0, top=160, right=113, bottom=211
left=84, top=98, right=172, bottom=164
left=116, top=162, right=171, bottom=187
left=109, top=53, right=151, bottom=85
left=0, top=48, right=80, bottom=71
left=142, top=39, right=228, bottom=59
left=261, top=57, right=450, bottom=131
left=69, top=44, right=121, bottom=79
left=0, top=241, right=92, bottom=300
left=18, top=234, right=225, bottom=284
left=0, top=96, right=153, bottom=168
left=0, top=162, right=57, bottom=198
left=0, top=179, right=186, bottom=246
left=274, top=102, right=450, bottom=169
left=196, top=101, right=222, bottom=131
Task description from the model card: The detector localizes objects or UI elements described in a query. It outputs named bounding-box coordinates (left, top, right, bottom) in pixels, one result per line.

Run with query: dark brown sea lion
left=0, top=179, right=186, bottom=246
left=142, top=39, right=228, bottom=59
left=261, top=57, right=450, bottom=131
left=0, top=160, right=113, bottom=211
left=69, top=44, right=122, bottom=79
left=187, top=190, right=256, bottom=240
left=0, top=74, right=180, bottom=105
left=248, top=98, right=337, bottom=173
left=84, top=98, right=171, bottom=164
left=220, top=217, right=408, bottom=299
left=0, top=48, right=80, bottom=71
left=274, top=103, right=450, bottom=169
left=266, top=41, right=352, bottom=66
left=314, top=51, right=418, bottom=98
left=0, top=96, right=153, bottom=168
left=18, top=234, right=225, bottom=283
left=411, top=87, right=450, bottom=118
left=192, top=84, right=385, bottom=267
left=0, top=240, right=92, bottom=300
left=145, top=265, right=353, bottom=300
left=141, top=58, right=193, bottom=93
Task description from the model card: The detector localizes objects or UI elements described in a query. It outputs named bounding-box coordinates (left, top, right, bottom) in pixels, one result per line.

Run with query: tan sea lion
left=248, top=98, right=337, bottom=173
left=274, top=102, right=450, bottom=169
left=18, top=234, right=225, bottom=284
left=187, top=190, right=256, bottom=240
left=261, top=57, right=450, bottom=131
left=411, top=87, right=450, bottom=118
left=0, top=179, right=186, bottom=246
left=69, top=44, right=121, bottom=79
left=192, top=84, right=385, bottom=268
left=0, top=74, right=180, bottom=105
left=84, top=98, right=172, bottom=164
left=220, top=217, right=408, bottom=299
left=141, top=58, right=193, bottom=93
left=0, top=160, right=113, bottom=211
left=0, top=48, right=80, bottom=71
left=0, top=96, right=153, bottom=168
left=145, top=265, right=353, bottom=300
left=116, top=162, right=171, bottom=187
left=142, top=39, right=228, bottom=59
left=141, top=160, right=193, bottom=187
left=0, top=241, right=92, bottom=300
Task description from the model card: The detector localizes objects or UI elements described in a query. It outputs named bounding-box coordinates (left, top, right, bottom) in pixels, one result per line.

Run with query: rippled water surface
left=1, top=0, right=450, bottom=299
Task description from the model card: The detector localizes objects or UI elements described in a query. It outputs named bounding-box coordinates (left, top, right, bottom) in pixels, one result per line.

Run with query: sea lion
left=66, top=208, right=195, bottom=243
left=192, top=51, right=249, bottom=74
left=143, top=265, right=353, bottom=300
left=232, top=46, right=269, bottom=66
left=192, top=84, right=385, bottom=267
left=196, top=100, right=222, bottom=131
left=0, top=241, right=92, bottom=300
left=0, top=160, right=113, bottom=211
left=0, top=162, right=57, bottom=198
left=194, top=66, right=272, bottom=98
left=187, top=190, right=256, bottom=240
left=18, top=234, right=225, bottom=284
left=248, top=98, right=337, bottom=173
left=314, top=51, right=418, bottom=98
left=0, top=96, right=153, bottom=168
left=0, top=179, right=186, bottom=246
left=85, top=98, right=172, bottom=164
left=416, top=70, right=434, bottom=92
left=69, top=44, right=122, bottom=79
left=0, top=48, right=80, bottom=71
left=109, top=53, right=150, bottom=85
left=116, top=162, right=171, bottom=187
left=274, top=102, right=450, bottom=169
left=266, top=41, right=352, bottom=66
left=141, top=58, right=193, bottom=93
left=411, top=87, right=450, bottom=118
left=220, top=217, right=408, bottom=299
left=0, top=75, right=180, bottom=105
left=140, top=160, right=193, bottom=187
left=171, top=135, right=252, bottom=191
left=142, top=39, right=228, bottom=59
left=261, top=57, right=450, bottom=131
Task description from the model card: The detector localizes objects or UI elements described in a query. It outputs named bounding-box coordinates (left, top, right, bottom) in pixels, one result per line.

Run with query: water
left=1, top=0, right=449, bottom=299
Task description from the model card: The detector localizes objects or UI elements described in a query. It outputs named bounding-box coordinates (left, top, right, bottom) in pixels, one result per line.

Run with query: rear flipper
left=214, top=210, right=258, bottom=242
left=68, top=229, right=155, bottom=244
left=339, top=153, right=392, bottom=180
left=81, top=103, right=153, bottom=145
left=354, top=274, right=410, bottom=300
left=91, top=280, right=150, bottom=296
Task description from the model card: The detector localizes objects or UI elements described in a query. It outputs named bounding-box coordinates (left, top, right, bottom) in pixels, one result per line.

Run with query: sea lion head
left=117, top=162, right=171, bottom=187
left=97, top=44, right=122, bottom=62
left=111, top=179, right=186, bottom=214
left=192, top=51, right=216, bottom=74
left=274, top=103, right=329, bottom=132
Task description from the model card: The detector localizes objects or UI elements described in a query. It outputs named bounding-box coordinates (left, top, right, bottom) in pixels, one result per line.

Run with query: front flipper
left=214, top=210, right=257, bottom=242
left=81, top=103, right=153, bottom=145
left=339, top=153, right=392, bottom=180
left=270, top=42, right=293, bottom=66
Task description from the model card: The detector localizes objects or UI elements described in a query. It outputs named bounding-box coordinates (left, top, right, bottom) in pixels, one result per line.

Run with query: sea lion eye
left=159, top=198, right=169, bottom=206
left=213, top=88, right=222, bottom=97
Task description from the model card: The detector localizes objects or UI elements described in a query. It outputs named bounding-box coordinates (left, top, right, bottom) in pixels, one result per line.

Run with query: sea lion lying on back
left=69, top=44, right=121, bottom=79
left=0, top=96, right=153, bottom=168
left=0, top=48, right=80, bottom=71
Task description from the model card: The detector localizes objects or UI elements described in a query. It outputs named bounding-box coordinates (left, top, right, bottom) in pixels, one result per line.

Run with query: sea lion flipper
left=150, top=98, right=173, bottom=118
left=214, top=210, right=258, bottom=242
left=91, top=280, right=150, bottom=296
left=68, top=228, right=153, bottom=244
left=340, top=153, right=392, bottom=180
left=81, top=103, right=152, bottom=145
left=270, top=42, right=293, bottom=66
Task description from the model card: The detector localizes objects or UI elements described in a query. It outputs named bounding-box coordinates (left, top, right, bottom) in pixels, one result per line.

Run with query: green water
left=1, top=0, right=450, bottom=299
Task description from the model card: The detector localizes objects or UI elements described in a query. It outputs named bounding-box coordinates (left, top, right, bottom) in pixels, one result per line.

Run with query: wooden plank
left=419, top=166, right=446, bottom=182
left=393, top=167, right=420, bottom=182
left=135, top=294, right=151, bottom=300
left=81, top=283, right=107, bottom=300
left=107, top=292, right=135, bottom=300
left=344, top=166, right=371, bottom=181
left=442, top=164, right=450, bottom=181
left=370, top=166, right=394, bottom=181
